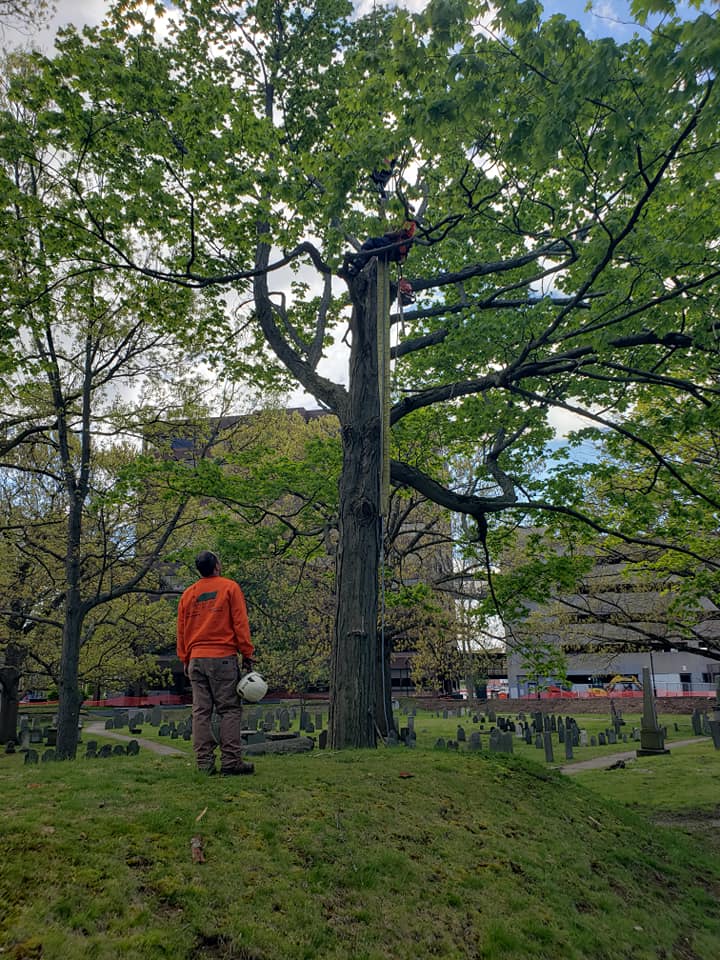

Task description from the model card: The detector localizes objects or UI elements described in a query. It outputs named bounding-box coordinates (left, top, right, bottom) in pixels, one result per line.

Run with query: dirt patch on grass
left=653, top=809, right=720, bottom=858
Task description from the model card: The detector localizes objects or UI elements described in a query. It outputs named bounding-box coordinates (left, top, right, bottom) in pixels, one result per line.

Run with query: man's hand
left=242, top=657, right=254, bottom=673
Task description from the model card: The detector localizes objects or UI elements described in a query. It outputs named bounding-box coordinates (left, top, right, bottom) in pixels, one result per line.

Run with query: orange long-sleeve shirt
left=176, top=575, right=254, bottom=666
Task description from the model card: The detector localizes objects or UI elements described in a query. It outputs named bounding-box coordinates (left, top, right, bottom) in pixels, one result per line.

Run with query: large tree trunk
left=56, top=606, right=83, bottom=759
left=329, top=262, right=383, bottom=748
left=0, top=665, right=21, bottom=744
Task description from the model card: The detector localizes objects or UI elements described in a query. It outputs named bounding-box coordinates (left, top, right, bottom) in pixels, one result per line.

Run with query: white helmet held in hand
left=237, top=671, right=268, bottom=703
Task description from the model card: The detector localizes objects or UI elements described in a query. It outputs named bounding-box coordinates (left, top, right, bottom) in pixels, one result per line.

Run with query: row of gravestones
left=691, top=709, right=715, bottom=737
left=155, top=717, right=192, bottom=741
left=22, top=739, right=141, bottom=764
left=11, top=716, right=82, bottom=753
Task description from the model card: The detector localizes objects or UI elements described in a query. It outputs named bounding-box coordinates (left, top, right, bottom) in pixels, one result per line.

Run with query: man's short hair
left=195, top=551, right=219, bottom=577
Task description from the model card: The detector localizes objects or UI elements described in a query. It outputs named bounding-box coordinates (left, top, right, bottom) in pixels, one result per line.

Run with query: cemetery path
left=85, top=721, right=186, bottom=757
left=560, top=737, right=705, bottom=774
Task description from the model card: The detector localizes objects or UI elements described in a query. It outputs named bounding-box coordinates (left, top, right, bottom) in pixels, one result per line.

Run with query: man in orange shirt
left=177, top=550, right=255, bottom=775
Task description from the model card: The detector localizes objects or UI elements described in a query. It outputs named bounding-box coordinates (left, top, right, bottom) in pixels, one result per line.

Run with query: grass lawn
left=2, top=706, right=720, bottom=960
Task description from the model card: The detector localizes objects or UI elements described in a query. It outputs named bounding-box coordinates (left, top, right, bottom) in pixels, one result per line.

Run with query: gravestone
left=113, top=744, right=126, bottom=756
left=564, top=737, right=573, bottom=761
left=319, top=730, right=328, bottom=749
left=579, top=730, right=589, bottom=748
left=41, top=749, right=56, bottom=762
left=456, top=725, right=466, bottom=742
left=183, top=730, right=191, bottom=741
left=598, top=733, right=606, bottom=746
left=691, top=709, right=702, bottom=736
left=434, top=738, right=446, bottom=749
left=151, top=706, right=162, bottom=726
left=315, top=713, right=323, bottom=730
left=469, top=732, right=481, bottom=751
left=607, top=730, right=617, bottom=745
left=98, top=745, right=112, bottom=758
left=543, top=731, right=554, bottom=763
left=159, top=724, right=170, bottom=736
left=557, top=720, right=565, bottom=744
left=19, top=726, right=31, bottom=752
left=126, top=740, right=140, bottom=756
left=86, top=740, right=98, bottom=753
left=702, top=713, right=712, bottom=737
left=279, top=709, right=290, bottom=731
left=489, top=729, right=502, bottom=753
left=709, top=721, right=720, bottom=751
left=590, top=736, right=597, bottom=747
left=534, top=733, right=543, bottom=749
left=637, top=666, right=669, bottom=756
left=85, top=744, right=97, bottom=759
left=524, top=725, right=533, bottom=745
left=105, top=719, right=115, bottom=730
left=5, top=740, right=15, bottom=754
left=24, top=749, right=39, bottom=765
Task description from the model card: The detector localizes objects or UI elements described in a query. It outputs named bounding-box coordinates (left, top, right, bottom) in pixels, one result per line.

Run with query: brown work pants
left=188, top=656, right=244, bottom=771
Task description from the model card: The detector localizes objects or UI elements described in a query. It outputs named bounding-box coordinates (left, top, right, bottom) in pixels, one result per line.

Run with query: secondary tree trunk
left=0, top=665, right=21, bottom=744
left=329, top=262, right=383, bottom=748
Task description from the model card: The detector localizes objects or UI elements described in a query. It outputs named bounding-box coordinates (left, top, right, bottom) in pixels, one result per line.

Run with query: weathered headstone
left=318, top=730, right=328, bottom=749
left=151, top=706, right=162, bottom=726
left=456, top=725, right=466, bottom=742
left=24, top=749, right=39, bottom=765
left=434, top=737, right=446, bottom=749
left=41, top=749, right=56, bottom=762
left=127, top=740, right=140, bottom=756
left=469, top=732, right=481, bottom=751
left=113, top=744, right=126, bottom=756
left=637, top=666, right=669, bottom=756
left=98, top=745, right=112, bottom=758
left=598, top=732, right=606, bottom=746
left=543, top=731, right=554, bottom=763
left=709, top=720, right=720, bottom=750
left=564, top=737, right=573, bottom=761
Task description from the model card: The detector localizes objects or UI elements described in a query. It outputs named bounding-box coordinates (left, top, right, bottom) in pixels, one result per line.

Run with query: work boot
left=197, top=765, right=217, bottom=775
left=220, top=761, right=255, bottom=776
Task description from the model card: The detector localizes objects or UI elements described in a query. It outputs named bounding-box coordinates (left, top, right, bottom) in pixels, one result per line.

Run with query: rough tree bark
left=329, top=261, right=383, bottom=749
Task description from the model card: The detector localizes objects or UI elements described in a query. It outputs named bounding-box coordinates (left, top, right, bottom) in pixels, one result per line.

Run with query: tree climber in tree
left=342, top=221, right=416, bottom=278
